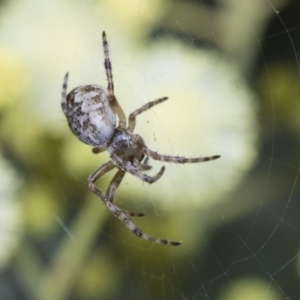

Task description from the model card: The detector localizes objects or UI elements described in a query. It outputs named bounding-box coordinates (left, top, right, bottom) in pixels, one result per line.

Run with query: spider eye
left=63, top=85, right=116, bottom=146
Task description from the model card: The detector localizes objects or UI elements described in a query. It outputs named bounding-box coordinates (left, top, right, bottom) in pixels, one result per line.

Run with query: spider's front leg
left=111, top=153, right=165, bottom=184
left=106, top=169, right=145, bottom=217
left=134, top=156, right=152, bottom=171
left=104, top=201, right=182, bottom=246
left=88, top=161, right=180, bottom=246
left=88, top=161, right=144, bottom=217
left=88, top=161, right=115, bottom=199
left=105, top=176, right=181, bottom=245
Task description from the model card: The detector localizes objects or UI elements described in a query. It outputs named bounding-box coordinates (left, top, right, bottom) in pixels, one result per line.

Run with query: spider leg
left=144, top=148, right=221, bottom=164
left=89, top=160, right=144, bottom=217
left=128, top=97, right=168, bottom=132
left=143, top=156, right=150, bottom=166
left=133, top=154, right=152, bottom=171
left=88, top=161, right=180, bottom=245
left=106, top=169, right=145, bottom=217
left=61, top=72, right=69, bottom=114
left=106, top=201, right=181, bottom=246
left=111, top=153, right=165, bottom=184
left=134, top=158, right=152, bottom=171
left=92, top=145, right=107, bottom=154
left=102, top=31, right=126, bottom=128
left=88, top=161, right=115, bottom=193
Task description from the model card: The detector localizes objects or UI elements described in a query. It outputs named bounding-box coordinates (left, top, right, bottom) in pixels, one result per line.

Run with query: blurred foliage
left=258, top=63, right=300, bottom=137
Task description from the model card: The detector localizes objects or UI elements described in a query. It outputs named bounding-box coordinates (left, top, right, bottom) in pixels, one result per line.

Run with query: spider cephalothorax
left=61, top=31, right=220, bottom=246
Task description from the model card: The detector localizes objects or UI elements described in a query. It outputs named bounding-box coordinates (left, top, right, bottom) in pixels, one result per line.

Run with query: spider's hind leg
left=102, top=31, right=126, bottom=128
left=61, top=72, right=69, bottom=113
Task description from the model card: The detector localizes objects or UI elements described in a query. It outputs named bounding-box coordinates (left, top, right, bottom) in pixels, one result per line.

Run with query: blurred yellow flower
left=0, top=48, right=27, bottom=109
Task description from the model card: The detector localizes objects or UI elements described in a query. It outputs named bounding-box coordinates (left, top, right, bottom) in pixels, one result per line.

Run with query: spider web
left=0, top=0, right=300, bottom=300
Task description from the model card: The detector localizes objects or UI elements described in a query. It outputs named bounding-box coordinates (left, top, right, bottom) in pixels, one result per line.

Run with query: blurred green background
left=0, top=0, right=300, bottom=299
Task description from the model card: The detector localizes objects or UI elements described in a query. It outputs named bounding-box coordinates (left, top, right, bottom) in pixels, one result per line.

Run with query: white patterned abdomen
left=64, top=85, right=116, bottom=146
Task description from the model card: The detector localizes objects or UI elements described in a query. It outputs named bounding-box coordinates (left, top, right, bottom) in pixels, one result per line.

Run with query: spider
left=61, top=31, right=220, bottom=246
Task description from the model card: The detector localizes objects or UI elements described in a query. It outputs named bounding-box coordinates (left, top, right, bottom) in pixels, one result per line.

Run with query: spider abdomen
left=63, top=85, right=116, bottom=147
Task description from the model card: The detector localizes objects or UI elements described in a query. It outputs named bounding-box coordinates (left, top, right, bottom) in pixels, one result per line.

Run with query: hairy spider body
left=61, top=31, right=220, bottom=246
